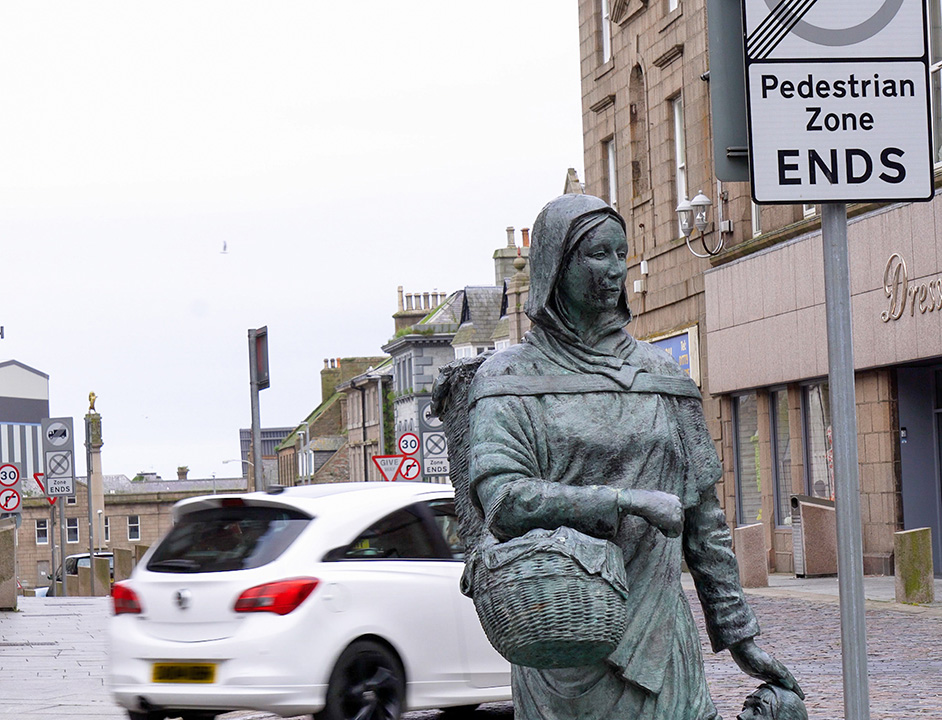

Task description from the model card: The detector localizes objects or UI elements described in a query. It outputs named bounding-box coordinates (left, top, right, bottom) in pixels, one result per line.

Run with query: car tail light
left=112, top=582, right=143, bottom=615
left=233, top=578, right=319, bottom=616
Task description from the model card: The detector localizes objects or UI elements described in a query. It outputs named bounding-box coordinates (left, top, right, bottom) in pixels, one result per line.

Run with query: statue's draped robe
left=468, top=327, right=759, bottom=720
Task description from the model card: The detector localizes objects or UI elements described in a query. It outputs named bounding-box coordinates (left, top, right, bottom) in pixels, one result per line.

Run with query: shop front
left=705, top=199, right=942, bottom=576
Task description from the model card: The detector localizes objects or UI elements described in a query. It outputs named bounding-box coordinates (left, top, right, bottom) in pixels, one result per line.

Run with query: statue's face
left=737, top=693, right=774, bottom=720
left=556, top=221, right=628, bottom=317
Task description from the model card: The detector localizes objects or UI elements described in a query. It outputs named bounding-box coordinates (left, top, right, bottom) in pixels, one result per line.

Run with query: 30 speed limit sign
left=398, top=432, right=420, bottom=456
left=0, top=464, right=19, bottom=487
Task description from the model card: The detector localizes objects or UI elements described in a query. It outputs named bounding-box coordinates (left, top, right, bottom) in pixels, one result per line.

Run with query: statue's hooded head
left=525, top=194, right=631, bottom=343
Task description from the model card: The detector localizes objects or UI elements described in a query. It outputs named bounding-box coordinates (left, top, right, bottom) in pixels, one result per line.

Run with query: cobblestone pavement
left=1, top=582, right=940, bottom=720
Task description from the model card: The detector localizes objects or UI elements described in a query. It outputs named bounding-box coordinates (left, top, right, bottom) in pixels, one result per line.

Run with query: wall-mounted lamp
left=677, top=190, right=724, bottom=258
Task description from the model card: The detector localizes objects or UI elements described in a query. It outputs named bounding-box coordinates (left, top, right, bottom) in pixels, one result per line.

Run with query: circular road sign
left=399, top=457, right=421, bottom=480
left=0, top=488, right=20, bottom=512
left=45, top=421, right=71, bottom=447
left=422, top=401, right=443, bottom=429
left=762, top=0, right=905, bottom=47
left=398, top=432, right=420, bottom=456
left=0, top=464, right=19, bottom=487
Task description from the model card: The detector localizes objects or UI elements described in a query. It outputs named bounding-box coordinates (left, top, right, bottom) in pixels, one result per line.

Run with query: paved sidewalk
left=2, top=575, right=941, bottom=720
left=688, top=574, right=942, bottom=719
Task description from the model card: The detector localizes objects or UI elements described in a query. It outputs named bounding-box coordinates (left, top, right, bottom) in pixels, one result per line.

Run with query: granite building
left=578, top=0, right=942, bottom=575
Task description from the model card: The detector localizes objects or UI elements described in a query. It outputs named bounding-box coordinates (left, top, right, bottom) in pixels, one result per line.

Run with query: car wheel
left=321, top=640, right=405, bottom=720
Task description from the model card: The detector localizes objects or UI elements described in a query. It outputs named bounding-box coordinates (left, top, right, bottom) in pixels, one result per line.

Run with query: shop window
left=770, top=389, right=793, bottom=526
left=67, top=517, right=79, bottom=544
left=128, top=515, right=141, bottom=542
left=733, top=393, right=762, bottom=525
left=35, top=519, right=48, bottom=545
left=803, top=382, right=833, bottom=500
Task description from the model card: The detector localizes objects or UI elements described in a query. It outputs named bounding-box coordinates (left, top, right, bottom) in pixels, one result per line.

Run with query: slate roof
left=452, top=286, right=503, bottom=347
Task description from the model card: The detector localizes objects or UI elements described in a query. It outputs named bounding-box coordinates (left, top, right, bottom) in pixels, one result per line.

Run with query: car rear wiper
left=147, top=559, right=200, bottom=571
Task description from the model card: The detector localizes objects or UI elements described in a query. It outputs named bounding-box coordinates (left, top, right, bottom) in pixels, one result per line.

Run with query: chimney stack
left=521, top=228, right=530, bottom=247
left=506, top=226, right=515, bottom=248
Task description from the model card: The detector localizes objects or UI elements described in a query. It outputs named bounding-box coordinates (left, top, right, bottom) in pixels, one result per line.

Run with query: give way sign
left=372, top=455, right=405, bottom=482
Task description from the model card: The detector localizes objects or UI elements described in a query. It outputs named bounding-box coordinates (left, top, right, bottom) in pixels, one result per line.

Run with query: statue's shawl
left=470, top=326, right=721, bottom=511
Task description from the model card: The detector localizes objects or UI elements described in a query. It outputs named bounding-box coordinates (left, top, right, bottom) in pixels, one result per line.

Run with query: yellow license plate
left=152, top=663, right=216, bottom=684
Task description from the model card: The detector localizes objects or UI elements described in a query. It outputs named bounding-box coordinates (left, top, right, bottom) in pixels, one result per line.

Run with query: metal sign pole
left=821, top=202, right=871, bottom=720
left=49, top=504, right=56, bottom=596
left=248, top=329, right=261, bottom=492
left=58, top=499, right=67, bottom=597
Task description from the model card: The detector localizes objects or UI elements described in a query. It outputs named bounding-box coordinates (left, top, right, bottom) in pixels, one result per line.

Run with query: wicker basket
left=471, top=528, right=629, bottom=669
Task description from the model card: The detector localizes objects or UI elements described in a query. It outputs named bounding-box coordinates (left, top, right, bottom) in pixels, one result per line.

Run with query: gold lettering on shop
left=882, top=253, right=942, bottom=322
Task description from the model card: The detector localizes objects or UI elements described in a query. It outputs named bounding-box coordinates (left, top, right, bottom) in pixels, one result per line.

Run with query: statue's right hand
left=618, top=489, right=683, bottom=538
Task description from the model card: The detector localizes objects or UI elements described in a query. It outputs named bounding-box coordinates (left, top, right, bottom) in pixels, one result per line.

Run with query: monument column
left=85, top=396, right=105, bottom=554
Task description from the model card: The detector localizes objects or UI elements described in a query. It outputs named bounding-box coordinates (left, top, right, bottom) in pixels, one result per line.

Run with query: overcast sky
left=0, top=2, right=584, bottom=482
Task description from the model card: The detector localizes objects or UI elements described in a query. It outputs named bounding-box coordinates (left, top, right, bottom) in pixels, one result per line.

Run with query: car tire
left=320, top=640, right=406, bottom=720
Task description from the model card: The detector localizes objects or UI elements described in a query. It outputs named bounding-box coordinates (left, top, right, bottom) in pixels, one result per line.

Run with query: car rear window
left=146, top=506, right=311, bottom=574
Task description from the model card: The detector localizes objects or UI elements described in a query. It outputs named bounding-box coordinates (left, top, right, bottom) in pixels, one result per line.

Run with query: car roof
left=171, top=481, right=454, bottom=523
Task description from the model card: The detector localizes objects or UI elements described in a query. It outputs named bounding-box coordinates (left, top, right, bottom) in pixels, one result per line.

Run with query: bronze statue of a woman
left=440, top=194, right=803, bottom=720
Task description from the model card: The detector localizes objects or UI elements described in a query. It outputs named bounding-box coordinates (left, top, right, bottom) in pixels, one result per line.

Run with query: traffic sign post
left=41, top=418, right=75, bottom=497
left=0, top=463, right=23, bottom=514
left=742, top=0, right=933, bottom=203
left=736, top=6, right=935, bottom=718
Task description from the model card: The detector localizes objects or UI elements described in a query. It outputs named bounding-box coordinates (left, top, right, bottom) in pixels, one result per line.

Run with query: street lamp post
left=222, top=459, right=254, bottom=491
left=677, top=190, right=722, bottom=258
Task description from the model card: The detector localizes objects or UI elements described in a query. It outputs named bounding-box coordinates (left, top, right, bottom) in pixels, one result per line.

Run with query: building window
left=601, top=0, right=612, bottom=64
left=672, top=95, right=688, bottom=236
left=104, top=516, right=110, bottom=543
left=128, top=515, right=141, bottom=542
left=751, top=201, right=762, bottom=237
left=603, top=138, right=618, bottom=209
left=66, top=495, right=77, bottom=505
left=803, top=382, right=833, bottom=500
left=803, top=203, right=816, bottom=218
left=932, top=0, right=942, bottom=162
left=770, top=389, right=793, bottom=526
left=733, top=393, right=762, bottom=525
left=35, top=519, right=48, bottom=545
left=67, top=517, right=79, bottom=544
left=669, top=0, right=680, bottom=12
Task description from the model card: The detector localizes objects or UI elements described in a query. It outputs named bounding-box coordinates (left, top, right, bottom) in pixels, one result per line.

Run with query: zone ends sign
left=743, top=0, right=934, bottom=204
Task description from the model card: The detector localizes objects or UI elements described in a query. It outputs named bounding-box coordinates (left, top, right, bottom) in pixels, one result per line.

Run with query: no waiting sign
left=743, top=0, right=933, bottom=203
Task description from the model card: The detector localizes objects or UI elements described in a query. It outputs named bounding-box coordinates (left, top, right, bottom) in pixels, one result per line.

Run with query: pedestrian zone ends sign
left=743, top=0, right=934, bottom=204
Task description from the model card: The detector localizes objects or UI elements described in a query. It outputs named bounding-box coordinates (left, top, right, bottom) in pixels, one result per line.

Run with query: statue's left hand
left=729, top=638, right=804, bottom=700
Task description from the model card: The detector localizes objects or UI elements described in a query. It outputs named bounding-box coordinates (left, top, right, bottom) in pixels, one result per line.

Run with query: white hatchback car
left=108, top=482, right=511, bottom=720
